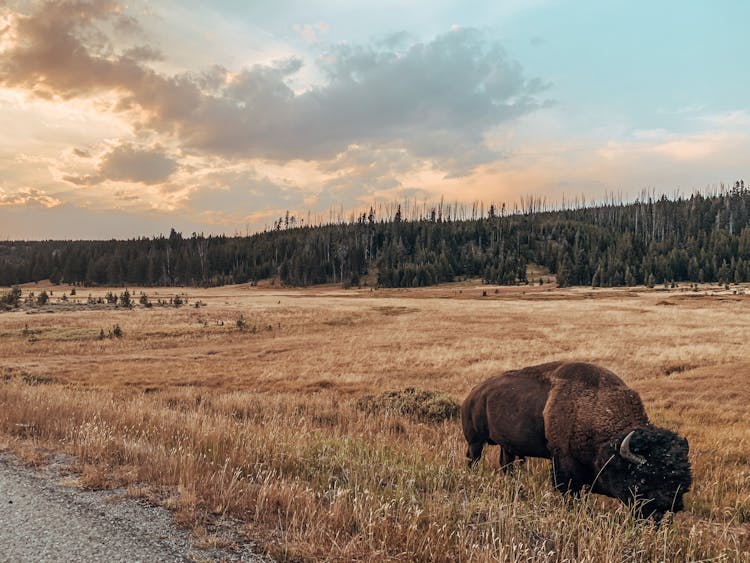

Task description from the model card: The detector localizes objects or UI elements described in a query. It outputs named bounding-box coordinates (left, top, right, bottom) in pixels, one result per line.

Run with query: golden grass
left=1, top=281, right=750, bottom=561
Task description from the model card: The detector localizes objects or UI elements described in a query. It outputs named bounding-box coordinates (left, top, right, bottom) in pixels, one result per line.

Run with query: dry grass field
left=1, top=280, right=749, bottom=561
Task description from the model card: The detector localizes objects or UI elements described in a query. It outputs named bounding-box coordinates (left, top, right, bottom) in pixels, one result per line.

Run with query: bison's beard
left=593, top=426, right=692, bottom=519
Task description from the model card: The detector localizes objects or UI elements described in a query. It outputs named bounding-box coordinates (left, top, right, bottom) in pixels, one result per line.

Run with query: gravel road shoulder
left=0, top=452, right=268, bottom=562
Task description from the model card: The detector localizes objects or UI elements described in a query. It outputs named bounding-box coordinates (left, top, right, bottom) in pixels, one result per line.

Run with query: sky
left=0, top=0, right=748, bottom=239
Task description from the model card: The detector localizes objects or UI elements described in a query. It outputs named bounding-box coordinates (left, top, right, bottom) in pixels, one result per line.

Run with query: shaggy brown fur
left=462, top=361, right=691, bottom=519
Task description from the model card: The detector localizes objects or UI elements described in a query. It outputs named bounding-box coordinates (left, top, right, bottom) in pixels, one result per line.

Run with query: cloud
left=1, top=1, right=546, bottom=176
left=292, top=21, right=329, bottom=43
left=98, top=143, right=178, bottom=183
left=1, top=1, right=144, bottom=98
left=185, top=169, right=299, bottom=214
left=697, top=110, right=750, bottom=128
left=122, top=45, right=163, bottom=62
left=0, top=1, right=560, bottom=238
left=0, top=202, right=207, bottom=239
left=62, top=173, right=102, bottom=186
left=172, top=26, right=548, bottom=176
left=598, top=130, right=746, bottom=163
left=62, top=143, right=178, bottom=185
left=0, top=187, right=61, bottom=208
left=307, top=29, right=547, bottom=162
left=0, top=0, right=204, bottom=129
left=315, top=145, right=417, bottom=205
left=650, top=139, right=715, bottom=161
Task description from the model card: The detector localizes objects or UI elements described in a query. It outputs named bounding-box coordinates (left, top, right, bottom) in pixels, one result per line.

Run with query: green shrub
left=1, top=286, right=21, bottom=309
left=119, top=290, right=131, bottom=308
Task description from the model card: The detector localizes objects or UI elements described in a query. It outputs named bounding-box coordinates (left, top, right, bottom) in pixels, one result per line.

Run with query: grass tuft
left=357, top=387, right=461, bottom=423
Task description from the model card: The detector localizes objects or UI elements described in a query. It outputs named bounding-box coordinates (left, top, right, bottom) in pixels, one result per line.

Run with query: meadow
left=1, top=280, right=749, bottom=561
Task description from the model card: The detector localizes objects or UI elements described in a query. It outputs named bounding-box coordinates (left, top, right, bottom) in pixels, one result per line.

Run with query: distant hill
left=2, top=184, right=750, bottom=288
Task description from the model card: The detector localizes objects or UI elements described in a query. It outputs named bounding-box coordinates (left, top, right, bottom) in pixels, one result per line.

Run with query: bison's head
left=595, top=426, right=691, bottom=521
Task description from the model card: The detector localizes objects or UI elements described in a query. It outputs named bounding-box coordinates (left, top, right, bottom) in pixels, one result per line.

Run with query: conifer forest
left=2, top=184, right=750, bottom=289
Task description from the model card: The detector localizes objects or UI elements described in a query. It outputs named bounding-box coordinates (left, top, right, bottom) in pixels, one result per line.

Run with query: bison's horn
left=619, top=430, right=647, bottom=465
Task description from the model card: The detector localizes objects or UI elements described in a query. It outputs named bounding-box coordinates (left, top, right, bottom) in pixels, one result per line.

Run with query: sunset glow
left=1, top=0, right=748, bottom=239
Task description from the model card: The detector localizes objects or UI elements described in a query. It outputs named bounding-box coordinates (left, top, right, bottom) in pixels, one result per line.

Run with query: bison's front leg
left=551, top=456, right=585, bottom=495
left=466, top=441, right=484, bottom=467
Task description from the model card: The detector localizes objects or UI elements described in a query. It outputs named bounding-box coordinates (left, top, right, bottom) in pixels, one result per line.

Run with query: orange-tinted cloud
left=1, top=1, right=546, bottom=170
left=0, top=187, right=61, bottom=208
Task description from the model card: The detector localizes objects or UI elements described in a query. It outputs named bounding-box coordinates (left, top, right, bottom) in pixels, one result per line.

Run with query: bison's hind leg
left=499, top=447, right=518, bottom=473
left=466, top=441, right=484, bottom=467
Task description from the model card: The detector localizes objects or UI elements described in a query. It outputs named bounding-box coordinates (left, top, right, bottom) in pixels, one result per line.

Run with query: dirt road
left=0, top=452, right=265, bottom=562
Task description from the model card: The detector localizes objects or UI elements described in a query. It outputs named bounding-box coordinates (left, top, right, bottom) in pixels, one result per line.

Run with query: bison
left=461, top=361, right=691, bottom=520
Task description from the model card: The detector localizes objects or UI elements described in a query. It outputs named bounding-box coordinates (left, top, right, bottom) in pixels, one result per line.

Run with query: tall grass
left=1, top=283, right=749, bottom=560
left=1, top=382, right=746, bottom=561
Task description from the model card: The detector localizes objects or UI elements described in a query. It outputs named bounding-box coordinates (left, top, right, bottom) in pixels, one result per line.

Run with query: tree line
left=2, top=182, right=750, bottom=289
